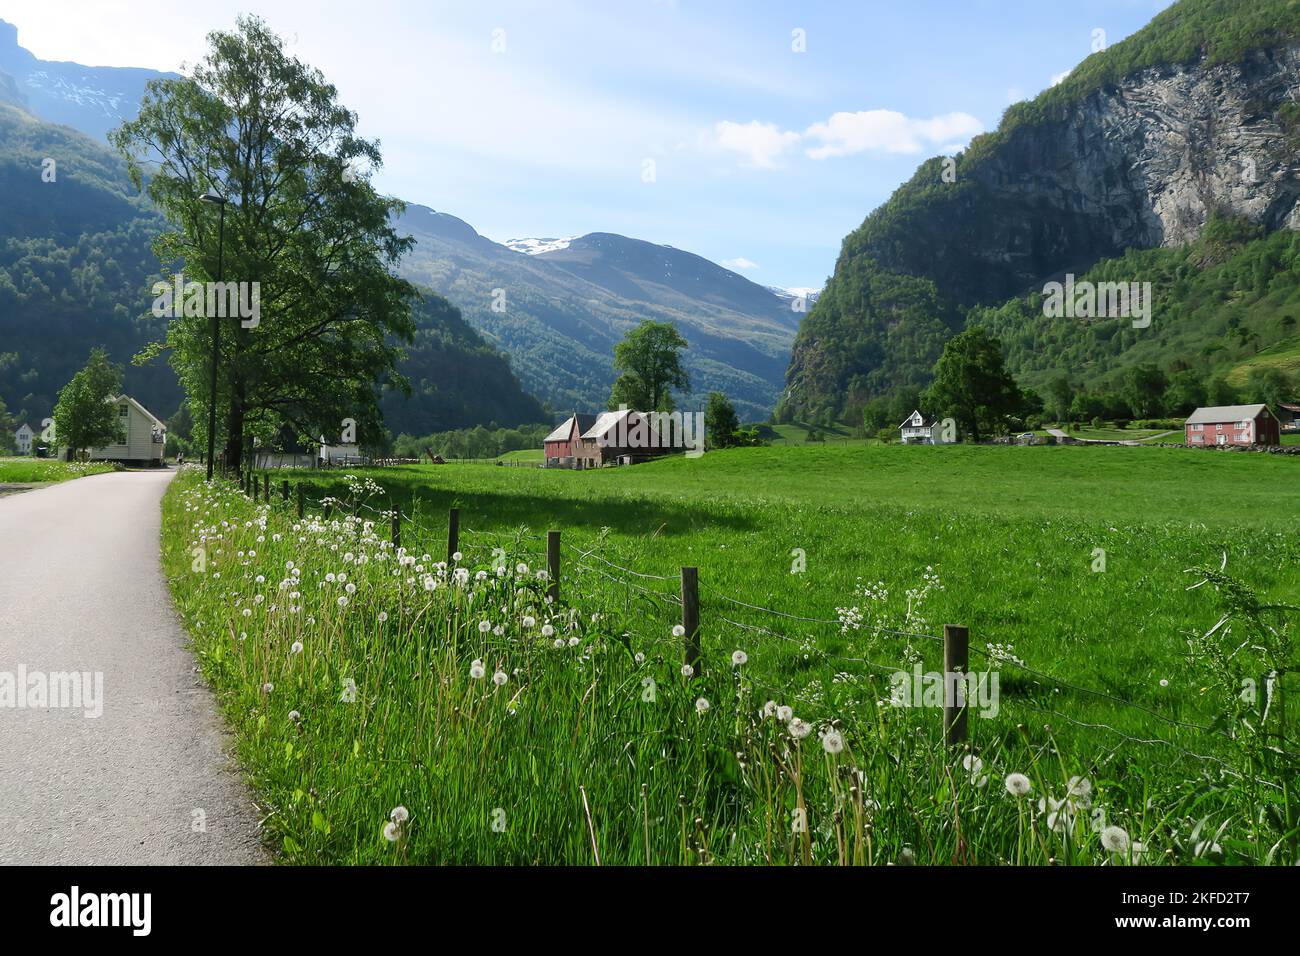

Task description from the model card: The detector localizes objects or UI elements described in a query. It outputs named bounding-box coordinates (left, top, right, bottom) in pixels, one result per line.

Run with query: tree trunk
left=223, top=378, right=246, bottom=476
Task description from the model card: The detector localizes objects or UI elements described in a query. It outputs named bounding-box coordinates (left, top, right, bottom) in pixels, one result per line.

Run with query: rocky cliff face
left=781, top=42, right=1300, bottom=420
left=945, top=43, right=1300, bottom=304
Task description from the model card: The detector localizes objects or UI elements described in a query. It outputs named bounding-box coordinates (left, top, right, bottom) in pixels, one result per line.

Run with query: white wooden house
left=63, top=395, right=166, bottom=465
left=899, top=410, right=939, bottom=444
left=14, top=423, right=34, bottom=455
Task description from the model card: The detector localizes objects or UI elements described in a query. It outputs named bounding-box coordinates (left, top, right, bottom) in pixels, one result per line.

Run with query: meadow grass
left=0, top=457, right=117, bottom=483
left=162, top=444, right=1300, bottom=865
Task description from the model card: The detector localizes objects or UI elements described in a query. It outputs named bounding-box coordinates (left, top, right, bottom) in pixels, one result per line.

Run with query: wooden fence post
left=681, top=566, right=700, bottom=675
left=295, top=484, right=304, bottom=519
left=262, top=473, right=270, bottom=503
left=547, top=530, right=560, bottom=602
left=943, top=624, right=970, bottom=747
left=392, top=506, right=401, bottom=550
left=447, top=507, right=459, bottom=565
left=281, top=479, right=289, bottom=502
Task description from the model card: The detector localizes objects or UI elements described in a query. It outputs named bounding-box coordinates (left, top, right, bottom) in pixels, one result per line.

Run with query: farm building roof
left=581, top=409, right=635, bottom=440
left=544, top=414, right=598, bottom=443
left=1185, top=404, right=1270, bottom=424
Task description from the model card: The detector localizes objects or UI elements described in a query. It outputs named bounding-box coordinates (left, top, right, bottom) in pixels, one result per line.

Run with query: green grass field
left=0, top=458, right=117, bottom=484
left=162, top=445, right=1300, bottom=865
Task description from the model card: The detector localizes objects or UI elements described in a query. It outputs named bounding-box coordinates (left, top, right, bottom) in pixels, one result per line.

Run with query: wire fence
left=237, top=469, right=1294, bottom=782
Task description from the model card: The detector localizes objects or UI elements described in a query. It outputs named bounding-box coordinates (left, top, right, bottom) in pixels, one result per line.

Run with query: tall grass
left=0, top=458, right=118, bottom=483
left=163, top=467, right=1298, bottom=865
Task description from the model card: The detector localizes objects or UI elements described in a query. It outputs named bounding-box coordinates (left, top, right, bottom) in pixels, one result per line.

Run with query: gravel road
left=0, top=469, right=264, bottom=864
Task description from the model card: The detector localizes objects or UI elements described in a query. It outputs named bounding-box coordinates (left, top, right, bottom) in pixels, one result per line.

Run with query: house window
left=119, top=403, right=129, bottom=418
left=1215, top=423, right=1223, bottom=431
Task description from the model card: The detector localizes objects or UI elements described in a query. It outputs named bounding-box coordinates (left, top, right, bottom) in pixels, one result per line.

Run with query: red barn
left=1185, top=404, right=1281, bottom=447
left=543, top=413, right=598, bottom=468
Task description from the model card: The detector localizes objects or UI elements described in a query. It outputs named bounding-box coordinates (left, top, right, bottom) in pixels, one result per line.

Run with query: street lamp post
left=200, top=188, right=227, bottom=481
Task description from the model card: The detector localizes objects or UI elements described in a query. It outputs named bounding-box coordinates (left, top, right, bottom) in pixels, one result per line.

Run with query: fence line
left=243, top=471, right=1283, bottom=754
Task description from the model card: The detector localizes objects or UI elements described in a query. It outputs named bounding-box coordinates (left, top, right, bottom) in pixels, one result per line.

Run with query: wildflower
left=452, top=551, right=463, bottom=562
left=567, top=635, right=580, bottom=647
left=523, top=616, right=536, bottom=628
left=516, top=563, right=528, bottom=575
left=469, top=660, right=486, bottom=680
left=788, top=718, right=812, bottom=740
left=345, top=582, right=356, bottom=594
left=553, top=638, right=565, bottom=649
left=1100, top=825, right=1130, bottom=854
left=731, top=649, right=748, bottom=667
left=1004, top=773, right=1033, bottom=796
left=492, top=670, right=508, bottom=686
left=378, top=612, right=389, bottom=623
left=390, top=806, right=409, bottom=823
left=672, top=624, right=685, bottom=637
left=634, top=652, right=645, bottom=664
left=962, top=755, right=983, bottom=776
left=336, top=595, right=349, bottom=608
left=541, top=624, right=555, bottom=638
left=776, top=705, right=793, bottom=723
left=763, top=700, right=778, bottom=718
left=475, top=570, right=488, bottom=581
left=288, top=710, right=301, bottom=722
left=262, top=682, right=274, bottom=694
left=695, top=697, right=710, bottom=714
left=340, top=678, right=357, bottom=703
left=681, top=664, right=695, bottom=678
left=1066, top=776, right=1092, bottom=798
left=478, top=620, right=492, bottom=634
left=290, top=641, right=303, bottom=655
left=1159, top=678, right=1169, bottom=687
left=821, top=729, right=845, bottom=754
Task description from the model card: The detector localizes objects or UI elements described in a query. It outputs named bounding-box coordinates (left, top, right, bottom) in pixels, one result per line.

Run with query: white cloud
left=802, top=110, right=984, bottom=159
left=722, top=257, right=759, bottom=271
left=708, top=120, right=801, bottom=170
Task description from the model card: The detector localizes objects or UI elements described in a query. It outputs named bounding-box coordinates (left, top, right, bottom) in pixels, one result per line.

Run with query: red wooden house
left=543, top=413, right=598, bottom=467
left=1184, top=404, right=1281, bottom=447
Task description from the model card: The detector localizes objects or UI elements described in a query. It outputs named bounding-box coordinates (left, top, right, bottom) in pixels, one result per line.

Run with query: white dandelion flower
left=763, top=700, right=778, bottom=718
left=288, top=710, right=301, bottom=722
left=336, top=595, right=348, bottom=608
left=822, top=730, right=845, bottom=754
left=290, top=641, right=303, bottom=655
left=492, top=670, right=508, bottom=686
left=1066, top=776, right=1092, bottom=798
left=634, top=652, right=645, bottom=664
left=731, top=649, right=748, bottom=667
left=567, top=635, right=579, bottom=647
left=378, top=611, right=389, bottom=623
left=452, top=551, right=463, bottom=562
left=262, top=682, right=274, bottom=694
left=469, top=660, right=486, bottom=680
left=516, top=563, right=528, bottom=575
left=523, top=616, right=536, bottom=628
left=680, top=664, right=695, bottom=678
left=1004, top=773, right=1033, bottom=796
left=788, top=718, right=812, bottom=740
left=1101, top=825, right=1130, bottom=854
left=541, top=624, right=555, bottom=637
left=672, top=624, right=685, bottom=637
left=962, top=755, right=984, bottom=775
left=776, top=705, right=793, bottom=722
left=695, top=697, right=710, bottom=714
left=383, top=822, right=402, bottom=842
left=479, top=620, right=492, bottom=634
left=390, top=805, right=409, bottom=823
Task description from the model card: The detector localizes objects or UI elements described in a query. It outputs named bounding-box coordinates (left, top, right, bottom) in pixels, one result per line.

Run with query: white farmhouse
left=61, top=395, right=166, bottom=465
left=14, top=422, right=34, bottom=455
left=898, top=410, right=940, bottom=444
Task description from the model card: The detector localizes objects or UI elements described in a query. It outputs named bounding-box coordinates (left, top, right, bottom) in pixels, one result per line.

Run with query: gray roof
left=581, top=409, right=635, bottom=440
left=1185, top=404, right=1270, bottom=424
left=544, top=413, right=598, bottom=444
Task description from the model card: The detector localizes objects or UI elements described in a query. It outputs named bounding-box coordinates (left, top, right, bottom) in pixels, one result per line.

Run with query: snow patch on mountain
left=503, top=237, right=575, bottom=255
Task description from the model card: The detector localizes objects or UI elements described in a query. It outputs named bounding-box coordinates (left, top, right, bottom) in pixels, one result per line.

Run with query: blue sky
left=9, top=0, right=1174, bottom=289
